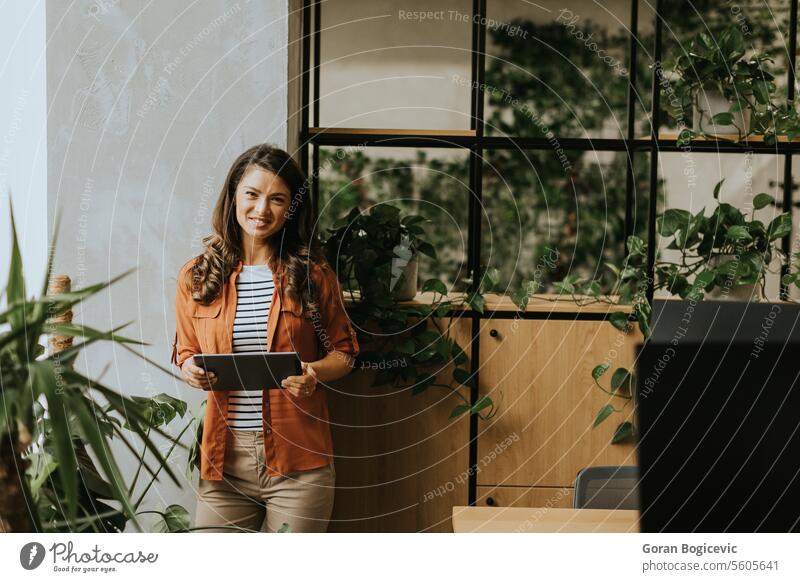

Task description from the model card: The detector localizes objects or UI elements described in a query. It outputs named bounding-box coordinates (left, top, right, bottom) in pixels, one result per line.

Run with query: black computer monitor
left=635, top=299, right=800, bottom=532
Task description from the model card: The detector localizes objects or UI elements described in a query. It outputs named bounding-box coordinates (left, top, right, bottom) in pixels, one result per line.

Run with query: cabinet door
left=328, top=317, right=472, bottom=532
left=477, top=319, right=639, bottom=487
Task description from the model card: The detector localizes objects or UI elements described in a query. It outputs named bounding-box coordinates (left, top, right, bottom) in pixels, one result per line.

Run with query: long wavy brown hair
left=188, top=144, right=325, bottom=314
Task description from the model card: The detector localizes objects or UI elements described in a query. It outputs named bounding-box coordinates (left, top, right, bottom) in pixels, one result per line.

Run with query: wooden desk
left=452, top=506, right=640, bottom=533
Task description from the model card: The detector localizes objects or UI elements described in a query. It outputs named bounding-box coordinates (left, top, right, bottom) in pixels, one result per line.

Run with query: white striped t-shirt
left=226, top=264, right=274, bottom=431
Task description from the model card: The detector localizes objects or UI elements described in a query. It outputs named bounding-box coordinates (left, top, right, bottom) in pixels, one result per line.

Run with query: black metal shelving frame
left=299, top=0, right=800, bottom=507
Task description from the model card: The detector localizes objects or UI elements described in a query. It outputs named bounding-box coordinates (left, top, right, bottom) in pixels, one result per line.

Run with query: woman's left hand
left=282, top=361, right=318, bottom=398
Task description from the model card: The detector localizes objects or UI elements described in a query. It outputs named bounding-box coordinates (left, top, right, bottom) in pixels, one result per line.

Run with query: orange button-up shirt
left=171, top=257, right=359, bottom=480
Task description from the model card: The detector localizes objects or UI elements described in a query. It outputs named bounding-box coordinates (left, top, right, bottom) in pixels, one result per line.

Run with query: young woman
left=171, top=144, right=359, bottom=533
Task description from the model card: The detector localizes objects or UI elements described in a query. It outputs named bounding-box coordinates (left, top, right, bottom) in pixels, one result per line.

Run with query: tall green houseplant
left=0, top=203, right=186, bottom=532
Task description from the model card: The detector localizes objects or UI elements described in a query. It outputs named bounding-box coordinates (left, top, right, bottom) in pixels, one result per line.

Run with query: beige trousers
left=194, top=429, right=336, bottom=533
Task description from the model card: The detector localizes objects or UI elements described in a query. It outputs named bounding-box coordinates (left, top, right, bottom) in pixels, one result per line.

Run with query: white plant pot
left=705, top=254, right=762, bottom=301
left=692, top=88, right=751, bottom=137
left=393, top=254, right=418, bottom=300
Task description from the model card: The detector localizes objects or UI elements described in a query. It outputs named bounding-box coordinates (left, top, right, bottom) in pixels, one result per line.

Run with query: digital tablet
left=192, top=352, right=302, bottom=391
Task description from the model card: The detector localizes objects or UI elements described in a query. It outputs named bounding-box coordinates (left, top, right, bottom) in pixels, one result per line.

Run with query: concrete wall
left=0, top=1, right=47, bottom=297
left=46, top=0, right=292, bottom=530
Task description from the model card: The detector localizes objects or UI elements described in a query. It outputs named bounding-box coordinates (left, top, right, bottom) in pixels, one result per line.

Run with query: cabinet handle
left=486, top=497, right=496, bottom=506
left=489, top=329, right=498, bottom=338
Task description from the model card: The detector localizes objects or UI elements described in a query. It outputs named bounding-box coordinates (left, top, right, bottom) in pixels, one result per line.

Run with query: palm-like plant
left=0, top=201, right=186, bottom=532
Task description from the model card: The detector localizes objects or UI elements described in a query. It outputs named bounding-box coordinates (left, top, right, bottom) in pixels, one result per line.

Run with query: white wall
left=45, top=0, right=292, bottom=530
left=0, top=0, right=48, bottom=297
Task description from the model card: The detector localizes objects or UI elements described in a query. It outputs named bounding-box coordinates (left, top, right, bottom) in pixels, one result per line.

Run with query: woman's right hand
left=181, top=357, right=218, bottom=390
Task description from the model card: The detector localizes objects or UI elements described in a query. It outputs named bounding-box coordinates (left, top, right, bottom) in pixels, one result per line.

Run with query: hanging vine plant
left=323, top=204, right=498, bottom=420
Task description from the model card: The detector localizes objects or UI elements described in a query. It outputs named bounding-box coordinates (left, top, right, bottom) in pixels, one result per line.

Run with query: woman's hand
left=181, top=357, right=217, bottom=390
left=282, top=361, right=318, bottom=398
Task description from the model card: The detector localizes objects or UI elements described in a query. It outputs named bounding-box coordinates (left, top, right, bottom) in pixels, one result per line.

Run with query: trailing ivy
left=323, top=204, right=498, bottom=420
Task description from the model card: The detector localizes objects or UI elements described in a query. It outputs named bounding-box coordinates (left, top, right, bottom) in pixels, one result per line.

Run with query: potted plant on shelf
left=324, top=204, right=435, bottom=301
left=662, top=26, right=776, bottom=143
left=509, top=179, right=792, bottom=443
left=322, top=204, right=498, bottom=419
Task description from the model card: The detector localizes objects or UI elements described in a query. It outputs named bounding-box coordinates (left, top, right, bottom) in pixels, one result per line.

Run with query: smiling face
left=234, top=166, right=291, bottom=261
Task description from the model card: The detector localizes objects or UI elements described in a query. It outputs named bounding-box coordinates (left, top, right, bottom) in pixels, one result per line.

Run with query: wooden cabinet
left=477, top=319, right=640, bottom=488
left=327, top=317, right=472, bottom=532
left=328, top=297, right=641, bottom=531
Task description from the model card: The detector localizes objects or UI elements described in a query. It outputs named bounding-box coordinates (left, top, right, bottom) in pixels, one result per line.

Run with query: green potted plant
left=662, top=25, right=800, bottom=146
left=324, top=204, right=436, bottom=301
left=323, top=204, right=498, bottom=419
left=654, top=179, right=790, bottom=301
left=510, top=179, right=792, bottom=442
left=0, top=202, right=201, bottom=532
left=662, top=26, right=776, bottom=142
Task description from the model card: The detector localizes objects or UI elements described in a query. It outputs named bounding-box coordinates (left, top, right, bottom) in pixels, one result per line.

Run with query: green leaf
left=152, top=504, right=191, bottom=533
left=449, top=403, right=471, bottom=418
left=725, top=225, right=752, bottom=242
left=627, top=236, right=645, bottom=256
left=451, top=343, right=467, bottom=365
left=68, top=392, right=142, bottom=531
left=610, top=368, right=631, bottom=391
left=397, top=338, right=415, bottom=355
left=31, top=361, right=78, bottom=525
left=554, top=281, right=574, bottom=295
left=753, top=193, right=775, bottom=210
left=412, top=374, right=437, bottom=395
left=611, top=421, right=634, bottom=444
left=510, top=286, right=529, bottom=310
left=592, top=363, right=610, bottom=380
left=467, top=292, right=485, bottom=313
left=7, top=197, right=26, bottom=332
left=608, top=312, right=630, bottom=331
left=753, top=80, right=771, bottom=105
left=768, top=213, right=792, bottom=241
left=657, top=209, right=692, bottom=237
left=593, top=404, right=615, bottom=428
left=480, top=267, right=501, bottom=293
left=712, top=179, right=725, bottom=200
left=401, top=215, right=427, bottom=227
left=694, top=270, right=716, bottom=290
left=711, top=112, right=735, bottom=126
left=453, top=367, right=474, bottom=389
left=26, top=451, right=58, bottom=498
left=638, top=308, right=652, bottom=339
left=43, top=322, right=144, bottom=346
left=416, top=241, right=437, bottom=259
left=421, top=278, right=448, bottom=296
left=471, top=395, right=493, bottom=415
left=676, top=128, right=696, bottom=146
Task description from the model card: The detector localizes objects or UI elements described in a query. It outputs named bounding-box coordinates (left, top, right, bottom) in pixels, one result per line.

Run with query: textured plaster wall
left=46, top=0, right=291, bottom=529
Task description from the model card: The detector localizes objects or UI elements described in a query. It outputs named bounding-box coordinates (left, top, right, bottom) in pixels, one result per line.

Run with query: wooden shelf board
left=343, top=291, right=634, bottom=314
left=656, top=131, right=800, bottom=143
left=308, top=127, right=477, bottom=137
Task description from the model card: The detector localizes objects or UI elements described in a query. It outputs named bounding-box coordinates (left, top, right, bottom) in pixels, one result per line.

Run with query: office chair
left=573, top=466, right=639, bottom=510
